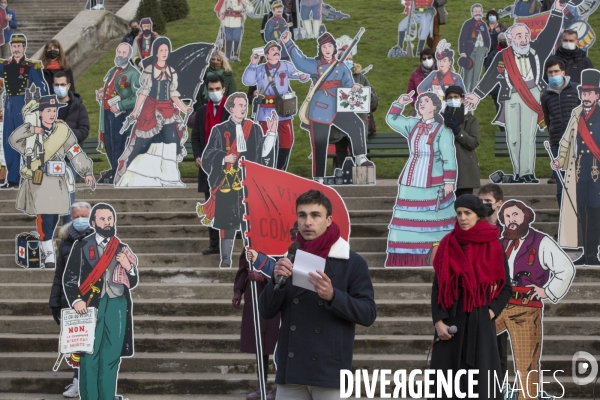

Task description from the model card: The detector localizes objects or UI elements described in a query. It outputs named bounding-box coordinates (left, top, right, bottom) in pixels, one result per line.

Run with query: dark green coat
left=194, top=68, right=238, bottom=109
left=454, top=113, right=480, bottom=190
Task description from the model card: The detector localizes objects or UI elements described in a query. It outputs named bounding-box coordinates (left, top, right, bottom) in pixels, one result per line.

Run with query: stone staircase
left=10, top=0, right=128, bottom=56
left=0, top=182, right=598, bottom=399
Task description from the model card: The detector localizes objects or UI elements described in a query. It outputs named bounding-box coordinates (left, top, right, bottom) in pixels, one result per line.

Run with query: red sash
left=578, top=106, right=600, bottom=162
left=78, top=237, right=121, bottom=297
left=201, top=120, right=255, bottom=221
left=502, top=50, right=545, bottom=127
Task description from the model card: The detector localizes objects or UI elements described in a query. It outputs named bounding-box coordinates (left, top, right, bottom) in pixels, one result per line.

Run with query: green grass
left=75, top=0, right=600, bottom=179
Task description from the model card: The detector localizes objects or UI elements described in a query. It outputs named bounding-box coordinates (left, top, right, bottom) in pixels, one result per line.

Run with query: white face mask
left=562, top=42, right=577, bottom=50
left=446, top=98, right=462, bottom=108
left=422, top=58, right=434, bottom=69
left=208, top=91, right=223, bottom=104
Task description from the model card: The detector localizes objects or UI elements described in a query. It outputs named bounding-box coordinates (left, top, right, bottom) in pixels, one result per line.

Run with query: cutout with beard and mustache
left=502, top=220, right=530, bottom=240
left=95, top=225, right=116, bottom=238
left=511, top=41, right=530, bottom=56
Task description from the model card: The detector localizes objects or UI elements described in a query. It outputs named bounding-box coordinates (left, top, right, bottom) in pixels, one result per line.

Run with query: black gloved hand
left=52, top=307, right=61, bottom=325
left=232, top=291, right=243, bottom=309
left=444, top=119, right=461, bottom=135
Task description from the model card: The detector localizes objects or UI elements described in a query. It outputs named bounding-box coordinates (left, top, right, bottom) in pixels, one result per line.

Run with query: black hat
left=579, top=69, right=600, bottom=91
left=38, top=95, right=67, bottom=111
left=458, top=56, right=473, bottom=70
left=454, top=194, right=493, bottom=218
left=445, top=85, right=465, bottom=98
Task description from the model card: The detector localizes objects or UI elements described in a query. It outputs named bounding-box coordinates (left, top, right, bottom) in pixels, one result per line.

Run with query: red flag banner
left=516, top=11, right=551, bottom=40
left=241, top=160, right=351, bottom=256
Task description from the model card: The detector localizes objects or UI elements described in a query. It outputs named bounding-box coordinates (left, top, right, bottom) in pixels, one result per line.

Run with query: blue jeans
left=301, top=4, right=321, bottom=19
left=550, top=144, right=563, bottom=207
left=225, top=27, right=242, bottom=41
left=103, top=111, right=127, bottom=177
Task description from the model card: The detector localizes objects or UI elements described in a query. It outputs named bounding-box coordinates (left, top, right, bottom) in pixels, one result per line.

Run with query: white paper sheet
left=292, top=249, right=326, bottom=291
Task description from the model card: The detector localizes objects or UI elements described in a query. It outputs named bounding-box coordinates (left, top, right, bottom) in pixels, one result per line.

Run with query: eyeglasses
left=53, top=83, right=68, bottom=87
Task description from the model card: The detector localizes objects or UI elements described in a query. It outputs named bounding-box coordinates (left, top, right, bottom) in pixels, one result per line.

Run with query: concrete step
left=0, top=333, right=598, bottom=356
left=2, top=298, right=600, bottom=318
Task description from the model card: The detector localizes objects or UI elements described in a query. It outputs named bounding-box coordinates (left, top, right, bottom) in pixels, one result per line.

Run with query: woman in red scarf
left=430, top=194, right=512, bottom=399
left=41, top=39, right=75, bottom=95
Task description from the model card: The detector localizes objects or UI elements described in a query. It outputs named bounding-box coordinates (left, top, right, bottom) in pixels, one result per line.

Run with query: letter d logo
left=572, top=351, right=598, bottom=385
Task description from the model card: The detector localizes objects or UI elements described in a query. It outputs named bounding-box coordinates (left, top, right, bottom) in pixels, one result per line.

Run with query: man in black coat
left=63, top=203, right=138, bottom=400
left=458, top=4, right=491, bottom=92
left=191, top=74, right=230, bottom=256
left=541, top=57, right=580, bottom=203
left=121, top=19, right=140, bottom=46
left=259, top=190, right=376, bottom=397
left=550, top=29, right=594, bottom=85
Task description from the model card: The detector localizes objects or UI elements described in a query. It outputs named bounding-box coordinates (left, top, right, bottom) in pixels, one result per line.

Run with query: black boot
left=584, top=207, right=600, bottom=265
left=276, top=148, right=291, bottom=171
left=417, top=39, right=426, bottom=54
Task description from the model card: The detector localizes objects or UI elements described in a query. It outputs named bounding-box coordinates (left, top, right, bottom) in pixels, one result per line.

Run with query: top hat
left=38, top=95, right=67, bottom=111
left=458, top=56, right=473, bottom=70
left=580, top=69, right=600, bottom=91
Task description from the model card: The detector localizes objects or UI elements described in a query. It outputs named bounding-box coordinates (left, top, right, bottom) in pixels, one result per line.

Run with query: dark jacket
left=122, top=31, right=137, bottom=46
left=49, top=222, right=95, bottom=309
left=541, top=76, right=581, bottom=145
left=549, top=46, right=594, bottom=84
left=63, top=91, right=90, bottom=144
left=43, top=68, right=75, bottom=95
left=452, top=113, right=481, bottom=190
left=459, top=18, right=491, bottom=57
left=259, top=239, right=376, bottom=388
left=191, top=103, right=230, bottom=192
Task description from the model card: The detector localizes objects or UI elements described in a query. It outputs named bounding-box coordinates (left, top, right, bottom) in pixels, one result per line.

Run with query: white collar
left=95, top=233, right=110, bottom=245
left=425, top=118, right=436, bottom=124
left=327, top=237, right=350, bottom=260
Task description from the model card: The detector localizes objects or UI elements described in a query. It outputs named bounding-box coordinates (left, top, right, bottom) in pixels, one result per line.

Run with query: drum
left=569, top=20, right=596, bottom=50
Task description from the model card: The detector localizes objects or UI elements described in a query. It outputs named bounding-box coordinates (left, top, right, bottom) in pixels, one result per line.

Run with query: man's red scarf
left=296, top=221, right=341, bottom=259
left=579, top=104, right=600, bottom=162
left=433, top=220, right=505, bottom=312
left=205, top=99, right=226, bottom=145
left=502, top=49, right=545, bottom=127
left=78, top=236, right=121, bottom=297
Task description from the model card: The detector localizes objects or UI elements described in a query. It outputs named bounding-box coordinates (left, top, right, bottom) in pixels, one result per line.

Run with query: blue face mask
left=54, top=86, right=68, bottom=99
left=488, top=15, right=497, bottom=22
left=73, top=217, right=90, bottom=233
left=446, top=98, right=462, bottom=108
left=548, top=75, right=564, bottom=87
left=344, top=60, right=354, bottom=70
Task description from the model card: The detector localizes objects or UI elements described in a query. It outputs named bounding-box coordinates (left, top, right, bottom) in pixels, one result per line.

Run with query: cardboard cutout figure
left=513, top=0, right=542, bottom=16
left=131, top=18, right=159, bottom=69
left=197, top=92, right=277, bottom=268
left=242, top=41, right=309, bottom=170
left=62, top=203, right=139, bottom=400
left=281, top=29, right=375, bottom=184
left=552, top=69, right=600, bottom=266
left=0, top=34, right=48, bottom=188
left=417, top=40, right=465, bottom=105
left=215, top=0, right=254, bottom=62
left=464, top=0, right=566, bottom=184
left=298, top=0, right=325, bottom=40
left=384, top=91, right=457, bottom=267
left=0, top=8, right=9, bottom=46
left=114, top=38, right=213, bottom=187
left=458, top=4, right=491, bottom=92
left=9, top=95, right=96, bottom=268
left=388, top=0, right=437, bottom=58
left=85, top=0, right=105, bottom=10
left=262, top=1, right=294, bottom=59
left=96, top=43, right=141, bottom=185
left=496, top=200, right=575, bottom=400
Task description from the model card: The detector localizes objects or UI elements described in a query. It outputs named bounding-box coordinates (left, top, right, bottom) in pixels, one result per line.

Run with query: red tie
left=505, top=239, right=519, bottom=259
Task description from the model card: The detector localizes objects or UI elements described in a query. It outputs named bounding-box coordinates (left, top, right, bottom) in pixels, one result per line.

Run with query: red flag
left=240, top=160, right=351, bottom=257
left=516, top=11, right=551, bottom=40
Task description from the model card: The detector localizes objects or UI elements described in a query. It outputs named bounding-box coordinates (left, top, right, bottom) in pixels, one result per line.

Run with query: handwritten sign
left=59, top=308, right=97, bottom=354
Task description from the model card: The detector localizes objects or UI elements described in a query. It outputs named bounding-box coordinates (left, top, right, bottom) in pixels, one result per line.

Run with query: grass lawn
left=75, top=0, right=600, bottom=180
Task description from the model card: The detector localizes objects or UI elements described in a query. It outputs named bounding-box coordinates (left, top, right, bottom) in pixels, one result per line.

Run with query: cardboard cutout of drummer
left=215, top=0, right=254, bottom=62
left=61, top=203, right=139, bottom=400
left=458, top=4, right=491, bottom=93
left=384, top=91, right=457, bottom=267
left=496, top=200, right=575, bottom=399
left=197, top=92, right=278, bottom=268
left=388, top=0, right=437, bottom=58
left=9, top=94, right=96, bottom=268
left=464, top=0, right=566, bottom=184
left=242, top=41, right=309, bottom=170
left=114, top=38, right=213, bottom=188
left=281, top=29, right=376, bottom=184
left=552, top=69, right=600, bottom=266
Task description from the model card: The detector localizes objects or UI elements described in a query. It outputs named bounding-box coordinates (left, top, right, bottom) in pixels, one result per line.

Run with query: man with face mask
left=547, top=29, right=593, bottom=85
left=95, top=43, right=140, bottom=184
left=121, top=19, right=140, bottom=46
left=458, top=4, right=491, bottom=93
left=131, top=17, right=158, bottom=68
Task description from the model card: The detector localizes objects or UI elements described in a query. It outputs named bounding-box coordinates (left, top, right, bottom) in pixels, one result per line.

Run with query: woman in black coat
left=430, top=195, right=512, bottom=399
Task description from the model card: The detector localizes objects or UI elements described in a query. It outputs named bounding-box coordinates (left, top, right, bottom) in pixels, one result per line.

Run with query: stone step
left=2, top=299, right=599, bottom=318
left=4, top=315, right=600, bottom=337
left=0, top=333, right=598, bottom=356
left=5, top=282, right=599, bottom=301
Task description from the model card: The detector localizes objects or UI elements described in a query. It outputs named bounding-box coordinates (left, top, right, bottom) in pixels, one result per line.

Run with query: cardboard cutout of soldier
left=458, top=4, right=491, bottom=92
left=552, top=68, right=600, bottom=266
left=496, top=200, right=575, bottom=400
left=131, top=18, right=159, bottom=69
left=242, top=41, right=309, bottom=170
left=263, top=1, right=294, bottom=59
left=388, top=0, right=437, bottom=58
left=62, top=203, right=138, bottom=400
left=197, top=92, right=278, bottom=268
left=281, top=29, right=376, bottom=184
left=384, top=91, right=457, bottom=267
left=465, top=0, right=566, bottom=184
left=9, top=95, right=96, bottom=268
left=215, top=0, right=254, bottom=62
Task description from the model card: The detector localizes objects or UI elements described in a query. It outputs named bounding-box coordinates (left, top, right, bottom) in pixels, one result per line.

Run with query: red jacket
left=407, top=65, right=436, bottom=106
